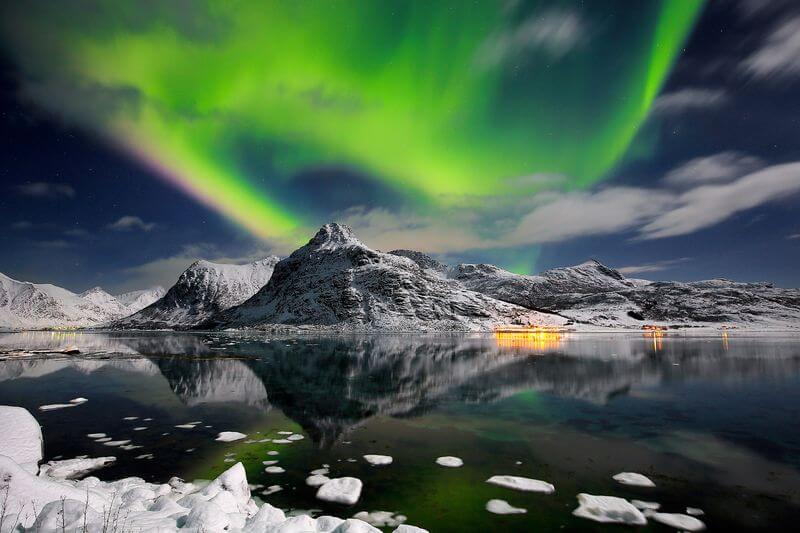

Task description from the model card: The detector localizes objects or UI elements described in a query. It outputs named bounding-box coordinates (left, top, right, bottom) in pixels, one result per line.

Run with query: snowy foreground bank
left=0, top=406, right=424, bottom=532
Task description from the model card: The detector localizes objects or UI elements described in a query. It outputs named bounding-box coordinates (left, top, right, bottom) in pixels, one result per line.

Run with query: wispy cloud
left=478, top=9, right=587, bottom=67
left=741, top=15, right=800, bottom=80
left=616, top=257, right=691, bottom=276
left=11, top=221, right=33, bottom=230
left=662, top=151, right=765, bottom=187
left=35, top=239, right=72, bottom=249
left=16, top=181, right=75, bottom=199
left=107, top=215, right=156, bottom=232
left=787, top=233, right=800, bottom=240
left=652, top=88, right=728, bottom=115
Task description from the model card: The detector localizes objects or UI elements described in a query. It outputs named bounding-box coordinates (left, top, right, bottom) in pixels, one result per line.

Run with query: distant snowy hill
left=453, top=260, right=800, bottom=328
left=114, top=258, right=280, bottom=329
left=209, top=224, right=564, bottom=331
left=115, top=286, right=166, bottom=314
left=0, top=273, right=124, bottom=330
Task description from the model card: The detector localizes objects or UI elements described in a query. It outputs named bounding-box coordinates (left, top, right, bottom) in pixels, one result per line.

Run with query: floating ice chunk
left=38, top=403, right=75, bottom=411
left=311, top=468, right=329, bottom=476
left=267, top=450, right=279, bottom=455
left=103, top=440, right=131, bottom=447
left=486, top=475, right=554, bottom=494
left=265, top=466, right=285, bottom=474
left=123, top=416, right=138, bottom=420
left=272, top=439, right=292, bottom=444
left=259, top=438, right=272, bottom=443
left=133, top=427, right=148, bottom=431
left=352, top=511, right=407, bottom=527
left=135, top=453, right=154, bottom=460
left=86, top=433, right=106, bottom=438
left=39, top=456, right=115, bottom=479
left=278, top=431, right=293, bottom=435
left=631, top=500, right=661, bottom=511
left=95, top=437, right=112, bottom=442
left=216, top=431, right=248, bottom=442
left=69, top=398, right=88, bottom=404
left=647, top=511, right=706, bottom=531
left=316, top=477, right=363, bottom=505
left=363, top=454, right=393, bottom=466
left=262, top=485, right=282, bottom=495
left=686, top=507, right=705, bottom=516
left=119, top=444, right=143, bottom=450
left=613, top=472, right=656, bottom=487
left=247, top=502, right=287, bottom=527
left=175, top=424, right=197, bottom=429
left=435, top=456, right=463, bottom=467
left=328, top=518, right=380, bottom=532
left=287, top=434, right=305, bottom=441
left=306, top=474, right=331, bottom=487
left=572, top=493, right=647, bottom=526
left=486, top=499, right=527, bottom=515
left=0, top=406, right=43, bottom=474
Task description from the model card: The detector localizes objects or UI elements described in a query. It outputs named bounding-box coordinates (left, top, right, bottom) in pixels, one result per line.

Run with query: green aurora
left=0, top=0, right=704, bottom=245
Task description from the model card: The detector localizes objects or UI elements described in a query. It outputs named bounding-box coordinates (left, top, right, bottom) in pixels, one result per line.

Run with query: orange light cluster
left=493, top=327, right=563, bottom=351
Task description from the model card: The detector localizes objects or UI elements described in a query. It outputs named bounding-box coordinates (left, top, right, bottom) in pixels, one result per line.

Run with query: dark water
left=1, top=330, right=800, bottom=531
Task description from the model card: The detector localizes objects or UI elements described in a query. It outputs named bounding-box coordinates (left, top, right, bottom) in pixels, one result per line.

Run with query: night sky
left=1, top=0, right=799, bottom=293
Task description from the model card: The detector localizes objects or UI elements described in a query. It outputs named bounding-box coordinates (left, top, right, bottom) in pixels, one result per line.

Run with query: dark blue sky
left=1, top=0, right=800, bottom=293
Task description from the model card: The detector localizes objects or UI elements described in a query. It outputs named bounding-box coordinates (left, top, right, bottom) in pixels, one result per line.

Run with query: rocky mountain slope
left=453, top=260, right=800, bottom=328
left=210, top=224, right=564, bottom=331
left=115, top=286, right=166, bottom=314
left=114, top=257, right=280, bottom=329
left=0, top=273, right=131, bottom=330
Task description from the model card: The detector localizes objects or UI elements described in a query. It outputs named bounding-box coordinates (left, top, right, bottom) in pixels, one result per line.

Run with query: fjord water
left=1, top=332, right=799, bottom=531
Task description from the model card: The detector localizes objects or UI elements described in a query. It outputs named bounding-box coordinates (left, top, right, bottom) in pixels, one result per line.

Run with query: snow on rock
left=363, top=454, right=393, bottom=466
left=316, top=477, right=363, bottom=505
left=211, top=224, right=566, bottom=332
left=647, top=511, right=706, bottom=531
left=486, top=475, right=555, bottom=494
left=0, top=406, right=43, bottom=474
left=114, top=257, right=280, bottom=329
left=38, top=456, right=116, bottom=479
left=216, top=431, right=248, bottom=442
left=486, top=499, right=527, bottom=514
left=613, top=472, right=656, bottom=487
left=115, top=286, right=166, bottom=314
left=572, top=493, right=647, bottom=526
left=435, top=456, right=463, bottom=467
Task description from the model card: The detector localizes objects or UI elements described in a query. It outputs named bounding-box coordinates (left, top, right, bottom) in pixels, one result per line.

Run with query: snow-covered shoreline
left=0, top=406, right=424, bottom=532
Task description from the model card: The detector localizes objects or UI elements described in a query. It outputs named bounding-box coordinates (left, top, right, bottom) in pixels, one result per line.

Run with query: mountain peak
left=308, top=223, right=362, bottom=249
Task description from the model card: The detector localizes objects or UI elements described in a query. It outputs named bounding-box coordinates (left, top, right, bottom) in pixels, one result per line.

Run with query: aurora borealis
left=0, top=0, right=703, bottom=245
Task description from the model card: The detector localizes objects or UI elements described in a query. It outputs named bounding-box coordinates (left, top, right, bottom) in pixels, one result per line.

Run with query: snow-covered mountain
left=453, top=260, right=800, bottom=328
left=114, top=257, right=280, bottom=329
left=209, top=224, right=564, bottom=331
left=115, top=286, right=166, bottom=314
left=0, top=273, right=123, bottom=330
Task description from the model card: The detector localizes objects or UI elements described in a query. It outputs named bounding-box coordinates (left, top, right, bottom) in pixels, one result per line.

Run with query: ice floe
left=486, top=499, right=527, bottom=515
left=486, top=475, right=555, bottom=494
left=353, top=510, right=407, bottom=527
left=86, top=433, right=106, bottom=438
left=572, top=493, right=647, bottom=526
left=287, top=433, right=305, bottom=441
left=133, top=426, right=148, bottom=431
left=38, top=403, right=77, bottom=411
left=687, top=507, right=705, bottom=516
left=272, top=438, right=292, bottom=444
left=631, top=500, right=661, bottom=511
left=435, top=456, right=463, bottom=467
left=265, top=466, right=286, bottom=474
left=613, top=472, right=656, bottom=487
left=316, top=477, right=363, bottom=505
left=216, top=431, right=248, bottom=442
left=38, top=456, right=115, bottom=479
left=267, top=450, right=280, bottom=456
left=363, top=454, right=393, bottom=466
left=647, top=510, right=706, bottom=531
left=263, top=484, right=283, bottom=495
left=306, top=474, right=331, bottom=487
left=102, top=439, right=131, bottom=447
left=263, top=460, right=279, bottom=466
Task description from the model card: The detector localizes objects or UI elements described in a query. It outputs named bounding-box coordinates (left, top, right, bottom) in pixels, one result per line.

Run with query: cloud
left=651, top=88, right=728, bottom=114
left=107, top=215, right=156, bottom=232
left=64, top=228, right=91, bottom=238
left=787, top=233, right=800, bottom=240
left=35, top=239, right=71, bottom=249
left=741, top=15, right=800, bottom=80
left=11, top=221, right=33, bottom=230
left=478, top=9, right=587, bottom=67
left=16, top=182, right=75, bottom=198
left=662, top=151, right=765, bottom=187
left=616, top=257, right=691, bottom=276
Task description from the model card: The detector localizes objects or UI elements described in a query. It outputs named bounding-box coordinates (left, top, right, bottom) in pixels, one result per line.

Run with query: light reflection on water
left=1, top=331, right=800, bottom=531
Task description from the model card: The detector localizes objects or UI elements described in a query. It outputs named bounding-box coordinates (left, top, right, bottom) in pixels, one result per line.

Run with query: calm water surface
left=1, top=331, right=799, bottom=531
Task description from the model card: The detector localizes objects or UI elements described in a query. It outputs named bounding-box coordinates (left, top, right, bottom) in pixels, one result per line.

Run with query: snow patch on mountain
left=115, top=286, right=166, bottom=314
